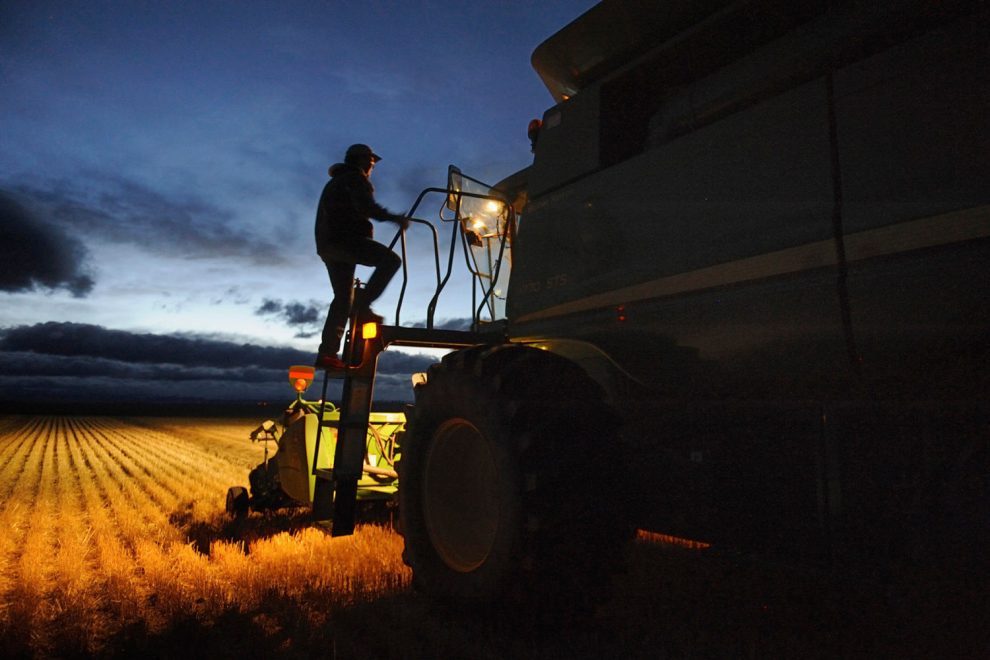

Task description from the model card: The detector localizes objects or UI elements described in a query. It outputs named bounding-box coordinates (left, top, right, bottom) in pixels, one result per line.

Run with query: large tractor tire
left=399, top=345, right=633, bottom=616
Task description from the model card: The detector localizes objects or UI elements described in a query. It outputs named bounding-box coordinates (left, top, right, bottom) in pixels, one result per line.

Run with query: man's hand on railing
left=390, top=214, right=411, bottom=231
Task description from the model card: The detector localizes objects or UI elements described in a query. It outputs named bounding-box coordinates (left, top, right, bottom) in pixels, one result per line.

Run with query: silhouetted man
left=314, top=143, right=408, bottom=370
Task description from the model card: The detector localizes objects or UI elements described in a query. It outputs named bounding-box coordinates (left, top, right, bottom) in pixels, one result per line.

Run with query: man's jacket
left=315, top=163, right=395, bottom=254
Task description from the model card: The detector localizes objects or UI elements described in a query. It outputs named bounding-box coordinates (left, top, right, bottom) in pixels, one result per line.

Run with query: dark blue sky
left=0, top=0, right=597, bottom=403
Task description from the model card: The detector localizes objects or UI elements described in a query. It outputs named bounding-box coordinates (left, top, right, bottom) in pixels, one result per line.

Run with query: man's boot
left=351, top=290, right=384, bottom=324
left=314, top=353, right=347, bottom=371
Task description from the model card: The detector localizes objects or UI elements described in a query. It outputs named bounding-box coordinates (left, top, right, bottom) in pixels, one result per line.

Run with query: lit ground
left=0, top=416, right=982, bottom=658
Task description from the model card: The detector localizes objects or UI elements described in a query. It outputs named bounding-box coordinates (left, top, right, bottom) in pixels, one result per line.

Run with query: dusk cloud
left=8, top=175, right=285, bottom=264
left=255, top=298, right=324, bottom=338
left=0, top=191, right=95, bottom=296
left=0, top=322, right=437, bottom=404
left=0, top=322, right=435, bottom=375
left=412, top=317, right=473, bottom=331
left=436, top=317, right=473, bottom=331
left=255, top=296, right=475, bottom=339
left=393, top=163, right=447, bottom=214
left=0, top=322, right=306, bottom=369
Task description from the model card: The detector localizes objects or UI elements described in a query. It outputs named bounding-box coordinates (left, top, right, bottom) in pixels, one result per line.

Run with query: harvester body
left=236, top=0, right=987, bottom=612
left=496, top=0, right=989, bottom=563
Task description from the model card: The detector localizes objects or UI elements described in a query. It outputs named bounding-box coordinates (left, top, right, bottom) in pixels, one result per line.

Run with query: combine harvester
left=229, top=0, right=988, bottom=614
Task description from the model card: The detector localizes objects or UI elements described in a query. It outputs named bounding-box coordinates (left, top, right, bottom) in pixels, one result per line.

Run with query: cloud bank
left=255, top=298, right=323, bottom=338
left=0, top=191, right=94, bottom=296
left=7, top=175, right=286, bottom=264
left=0, top=322, right=436, bottom=404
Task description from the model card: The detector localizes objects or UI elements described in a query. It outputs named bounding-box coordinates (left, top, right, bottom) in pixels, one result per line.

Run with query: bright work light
left=362, top=321, right=378, bottom=340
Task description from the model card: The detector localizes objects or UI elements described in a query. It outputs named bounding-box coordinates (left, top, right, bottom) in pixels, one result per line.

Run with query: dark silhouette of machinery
left=232, top=0, right=988, bottom=614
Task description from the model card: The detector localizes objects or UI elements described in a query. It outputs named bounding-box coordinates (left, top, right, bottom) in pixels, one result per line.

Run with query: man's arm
left=350, top=176, right=409, bottom=229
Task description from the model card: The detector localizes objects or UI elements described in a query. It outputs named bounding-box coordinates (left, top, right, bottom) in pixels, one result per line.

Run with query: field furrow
left=125, top=417, right=265, bottom=465
left=0, top=417, right=46, bottom=502
left=0, top=418, right=50, bottom=624
left=87, top=420, right=242, bottom=507
left=3, top=417, right=59, bottom=649
left=109, top=419, right=255, bottom=486
left=62, top=419, right=156, bottom=639
left=0, top=415, right=30, bottom=454
left=37, top=417, right=101, bottom=653
left=0, top=415, right=39, bottom=439
left=88, top=423, right=187, bottom=510
left=70, top=419, right=179, bottom=545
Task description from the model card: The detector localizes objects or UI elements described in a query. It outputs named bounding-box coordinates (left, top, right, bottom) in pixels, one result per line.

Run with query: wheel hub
left=423, top=418, right=499, bottom=573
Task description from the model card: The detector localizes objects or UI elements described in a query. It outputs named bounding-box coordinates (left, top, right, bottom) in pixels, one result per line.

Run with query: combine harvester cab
left=225, top=364, right=403, bottom=518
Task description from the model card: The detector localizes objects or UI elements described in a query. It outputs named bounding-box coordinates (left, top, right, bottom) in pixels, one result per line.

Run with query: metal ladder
left=311, top=296, right=381, bottom=535
left=308, top=174, right=514, bottom=535
left=310, top=303, right=504, bottom=535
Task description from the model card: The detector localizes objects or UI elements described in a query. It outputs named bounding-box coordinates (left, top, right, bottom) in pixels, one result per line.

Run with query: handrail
left=386, top=186, right=449, bottom=327
left=441, top=189, right=512, bottom=330
left=474, top=209, right=512, bottom=324
left=428, top=221, right=460, bottom=329
left=384, top=184, right=513, bottom=331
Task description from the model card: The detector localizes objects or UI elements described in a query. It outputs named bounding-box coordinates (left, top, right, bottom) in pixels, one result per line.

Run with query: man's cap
left=345, top=144, right=382, bottom=162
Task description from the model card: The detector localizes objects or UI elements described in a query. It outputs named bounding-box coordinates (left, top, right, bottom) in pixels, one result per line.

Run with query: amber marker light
left=527, top=118, right=542, bottom=151
left=288, top=365, right=315, bottom=394
left=361, top=321, right=378, bottom=340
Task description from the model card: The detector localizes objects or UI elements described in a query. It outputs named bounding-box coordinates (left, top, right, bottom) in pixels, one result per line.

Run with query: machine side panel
left=507, top=10, right=989, bottom=556
left=278, top=414, right=334, bottom=504
left=512, top=77, right=844, bottom=398
left=510, top=11, right=989, bottom=402
left=836, top=15, right=990, bottom=399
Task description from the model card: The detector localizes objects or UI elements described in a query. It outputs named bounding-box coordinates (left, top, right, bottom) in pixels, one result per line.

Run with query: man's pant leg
left=343, top=237, right=401, bottom=306
left=320, top=260, right=355, bottom=356
left=318, top=237, right=400, bottom=354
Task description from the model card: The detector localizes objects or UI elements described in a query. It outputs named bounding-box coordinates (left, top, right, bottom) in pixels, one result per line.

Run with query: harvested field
left=0, top=415, right=983, bottom=658
left=0, top=415, right=408, bottom=658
